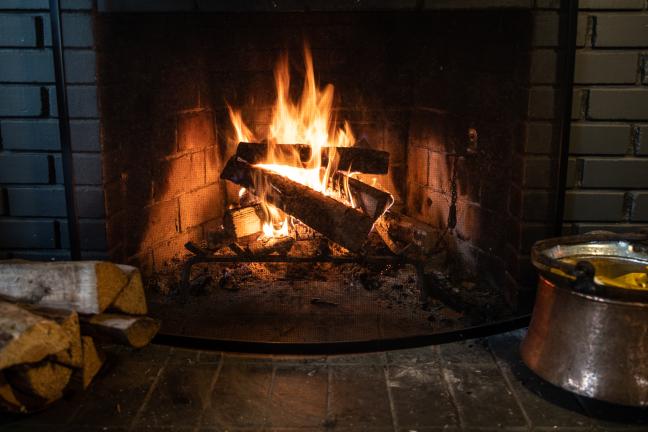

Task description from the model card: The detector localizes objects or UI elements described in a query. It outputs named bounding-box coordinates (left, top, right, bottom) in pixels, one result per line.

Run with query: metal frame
left=49, top=0, right=81, bottom=260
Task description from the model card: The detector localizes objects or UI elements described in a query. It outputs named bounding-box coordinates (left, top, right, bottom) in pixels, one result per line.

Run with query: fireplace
left=1, top=1, right=578, bottom=347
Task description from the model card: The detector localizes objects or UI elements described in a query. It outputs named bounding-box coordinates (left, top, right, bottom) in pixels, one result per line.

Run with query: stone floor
left=1, top=329, right=647, bottom=431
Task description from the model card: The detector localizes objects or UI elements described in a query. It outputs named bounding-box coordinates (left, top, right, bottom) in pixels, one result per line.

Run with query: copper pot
left=521, top=232, right=648, bottom=407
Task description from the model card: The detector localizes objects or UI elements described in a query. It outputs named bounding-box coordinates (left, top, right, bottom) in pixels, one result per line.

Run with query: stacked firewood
left=0, top=261, right=160, bottom=413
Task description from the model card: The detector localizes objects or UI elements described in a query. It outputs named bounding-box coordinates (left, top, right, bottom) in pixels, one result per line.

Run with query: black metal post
left=553, top=0, right=579, bottom=236
left=49, top=0, right=81, bottom=259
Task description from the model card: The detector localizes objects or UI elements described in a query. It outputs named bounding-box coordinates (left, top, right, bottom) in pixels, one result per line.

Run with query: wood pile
left=0, top=261, right=159, bottom=413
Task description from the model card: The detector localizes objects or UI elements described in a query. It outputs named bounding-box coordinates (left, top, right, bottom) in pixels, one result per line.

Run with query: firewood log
left=109, top=265, right=147, bottom=315
left=17, top=305, right=82, bottom=369
left=223, top=204, right=264, bottom=239
left=80, top=314, right=160, bottom=349
left=330, top=171, right=393, bottom=220
left=5, top=360, right=73, bottom=403
left=69, top=337, right=105, bottom=390
left=0, top=301, right=70, bottom=370
left=221, top=157, right=375, bottom=252
left=246, top=236, right=295, bottom=256
left=374, top=211, right=444, bottom=259
left=235, top=139, right=389, bottom=174
left=0, top=261, right=128, bottom=314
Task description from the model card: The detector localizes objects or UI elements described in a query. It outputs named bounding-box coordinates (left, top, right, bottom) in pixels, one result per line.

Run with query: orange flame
left=228, top=45, right=357, bottom=238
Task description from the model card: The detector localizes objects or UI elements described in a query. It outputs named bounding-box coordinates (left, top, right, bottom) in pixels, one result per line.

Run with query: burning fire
left=228, top=45, right=358, bottom=238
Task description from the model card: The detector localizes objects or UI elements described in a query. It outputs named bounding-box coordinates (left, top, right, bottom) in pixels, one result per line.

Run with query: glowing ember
left=228, top=45, right=359, bottom=238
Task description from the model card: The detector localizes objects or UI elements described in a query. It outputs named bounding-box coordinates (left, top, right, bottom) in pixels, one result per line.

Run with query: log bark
left=80, top=314, right=160, bottom=349
left=221, top=157, right=375, bottom=252
left=374, top=211, right=443, bottom=258
left=69, top=336, right=105, bottom=390
left=329, top=171, right=393, bottom=220
left=18, top=305, right=82, bottom=368
left=5, top=360, right=73, bottom=403
left=109, top=265, right=147, bottom=315
left=223, top=204, right=264, bottom=239
left=0, top=261, right=128, bottom=314
left=235, top=139, right=389, bottom=174
left=0, top=301, right=70, bottom=370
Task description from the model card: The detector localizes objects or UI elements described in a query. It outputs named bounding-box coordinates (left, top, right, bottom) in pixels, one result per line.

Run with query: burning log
left=223, top=204, right=264, bottom=239
left=221, top=157, right=375, bottom=252
left=330, top=171, right=393, bottom=220
left=246, top=236, right=295, bottom=256
left=374, top=211, right=445, bottom=259
left=235, top=139, right=390, bottom=174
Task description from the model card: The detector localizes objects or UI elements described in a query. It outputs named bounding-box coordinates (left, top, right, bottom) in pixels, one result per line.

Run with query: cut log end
left=110, top=265, right=148, bottom=315
left=81, top=314, right=160, bottom=349
left=5, top=361, right=73, bottom=403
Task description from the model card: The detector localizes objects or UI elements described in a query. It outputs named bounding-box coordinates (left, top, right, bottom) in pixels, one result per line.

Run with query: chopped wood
left=0, top=301, right=70, bottom=370
left=69, top=336, right=105, bottom=390
left=375, top=211, right=444, bottom=259
left=246, top=236, right=295, bottom=256
left=235, top=139, right=390, bottom=174
left=221, top=157, right=375, bottom=252
left=80, top=314, right=160, bottom=349
left=5, top=360, right=73, bottom=403
left=109, top=265, right=147, bottom=315
left=0, top=261, right=128, bottom=314
left=17, top=305, right=82, bottom=368
left=223, top=204, right=264, bottom=239
left=329, top=171, right=393, bottom=220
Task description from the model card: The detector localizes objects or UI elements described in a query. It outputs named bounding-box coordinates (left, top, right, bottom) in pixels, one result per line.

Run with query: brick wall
left=0, top=0, right=106, bottom=260
left=565, top=1, right=648, bottom=233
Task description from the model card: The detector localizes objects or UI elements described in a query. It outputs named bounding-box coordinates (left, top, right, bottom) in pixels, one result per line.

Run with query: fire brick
left=154, top=151, right=205, bottom=201
left=530, top=50, right=557, bottom=84
left=177, top=110, right=216, bottom=152
left=525, top=122, right=553, bottom=154
left=0, top=218, right=56, bottom=248
left=76, top=186, right=105, bottom=218
left=581, top=158, right=648, bottom=188
left=570, top=123, right=632, bottom=155
left=0, top=119, right=60, bottom=151
left=531, top=12, right=587, bottom=47
left=564, top=190, right=625, bottom=221
left=178, top=183, right=222, bottom=232
left=632, top=192, right=648, bottom=222
left=0, top=153, right=51, bottom=184
left=594, top=15, right=648, bottom=47
left=578, top=0, right=645, bottom=9
left=407, top=146, right=428, bottom=186
left=574, top=52, right=638, bottom=84
left=0, top=86, right=45, bottom=116
left=54, top=153, right=103, bottom=185
left=588, top=89, right=648, bottom=120
left=0, top=15, right=37, bottom=47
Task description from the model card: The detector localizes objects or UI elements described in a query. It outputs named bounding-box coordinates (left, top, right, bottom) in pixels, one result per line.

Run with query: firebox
left=2, top=1, right=579, bottom=347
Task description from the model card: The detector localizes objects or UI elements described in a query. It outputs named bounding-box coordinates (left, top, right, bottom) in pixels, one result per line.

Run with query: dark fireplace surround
left=49, top=3, right=567, bottom=328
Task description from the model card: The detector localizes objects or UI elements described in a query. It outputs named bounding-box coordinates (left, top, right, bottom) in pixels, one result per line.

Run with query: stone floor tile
left=71, top=354, right=164, bottom=428
left=271, top=354, right=327, bottom=364
left=266, top=365, right=328, bottom=428
left=488, top=331, right=593, bottom=429
left=386, top=346, right=439, bottom=365
left=0, top=391, right=85, bottom=429
left=329, top=365, right=393, bottom=429
left=122, top=344, right=172, bottom=364
left=223, top=352, right=274, bottom=363
left=576, top=396, right=648, bottom=430
left=134, top=363, right=217, bottom=429
left=197, top=350, right=223, bottom=364
left=442, top=359, right=528, bottom=429
left=168, top=346, right=201, bottom=365
left=202, top=361, right=274, bottom=429
left=439, top=338, right=493, bottom=364
left=327, top=352, right=387, bottom=365
left=388, top=363, right=459, bottom=429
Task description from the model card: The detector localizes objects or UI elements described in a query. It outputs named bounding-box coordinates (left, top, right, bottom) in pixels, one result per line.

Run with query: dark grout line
left=127, top=352, right=170, bottom=432
left=194, top=353, right=224, bottom=432
left=438, top=345, right=464, bottom=431
left=383, top=365, right=399, bottom=432
left=489, top=346, right=533, bottom=431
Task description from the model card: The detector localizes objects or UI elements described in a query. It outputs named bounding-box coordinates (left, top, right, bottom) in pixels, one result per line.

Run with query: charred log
left=221, top=157, right=375, bottom=252
left=329, top=172, right=393, bottom=220
left=235, top=139, right=389, bottom=174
